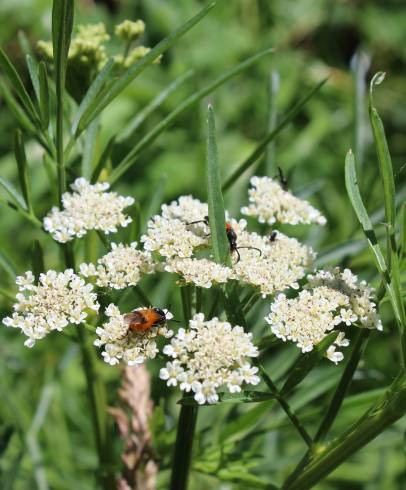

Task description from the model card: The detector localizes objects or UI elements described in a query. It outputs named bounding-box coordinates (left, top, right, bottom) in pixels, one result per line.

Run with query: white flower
left=141, top=216, right=208, bottom=259
left=95, top=304, right=173, bottom=365
left=265, top=267, right=382, bottom=364
left=165, top=257, right=232, bottom=288
left=3, top=269, right=99, bottom=347
left=160, top=313, right=259, bottom=404
left=80, top=242, right=155, bottom=289
left=241, top=176, right=326, bottom=226
left=228, top=220, right=315, bottom=297
left=43, top=178, right=135, bottom=243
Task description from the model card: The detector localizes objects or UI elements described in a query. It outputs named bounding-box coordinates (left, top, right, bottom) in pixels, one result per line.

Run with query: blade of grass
left=222, top=78, right=328, bottom=191
left=266, top=69, right=279, bottom=176
left=52, top=0, right=74, bottom=202
left=207, top=103, right=230, bottom=265
left=82, top=118, right=99, bottom=180
left=117, top=69, right=194, bottom=143
left=71, top=58, right=115, bottom=136
left=14, top=129, right=33, bottom=214
left=90, top=135, right=115, bottom=184
left=108, top=47, right=274, bottom=185
left=280, top=332, right=338, bottom=397
left=38, top=62, right=50, bottom=130
left=80, top=2, right=218, bottom=133
left=345, top=150, right=404, bottom=363
left=0, top=47, right=39, bottom=124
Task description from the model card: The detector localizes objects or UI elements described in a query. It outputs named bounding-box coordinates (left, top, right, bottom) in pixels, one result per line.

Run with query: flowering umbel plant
left=0, top=3, right=402, bottom=489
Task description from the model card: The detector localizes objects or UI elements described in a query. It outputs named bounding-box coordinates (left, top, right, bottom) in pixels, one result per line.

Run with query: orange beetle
left=123, top=307, right=168, bottom=333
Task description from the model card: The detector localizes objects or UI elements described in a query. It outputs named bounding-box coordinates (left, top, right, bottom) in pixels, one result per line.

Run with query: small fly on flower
left=269, top=230, right=278, bottom=242
left=187, top=216, right=262, bottom=263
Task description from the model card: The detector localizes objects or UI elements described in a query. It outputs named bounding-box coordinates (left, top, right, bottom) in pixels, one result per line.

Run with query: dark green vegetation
left=0, top=1, right=405, bottom=489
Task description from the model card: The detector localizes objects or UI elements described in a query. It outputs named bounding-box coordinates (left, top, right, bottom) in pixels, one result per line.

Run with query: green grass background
left=0, top=0, right=405, bottom=488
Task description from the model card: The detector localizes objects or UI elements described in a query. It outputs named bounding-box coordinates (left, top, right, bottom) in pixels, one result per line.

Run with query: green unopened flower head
left=115, top=19, right=145, bottom=41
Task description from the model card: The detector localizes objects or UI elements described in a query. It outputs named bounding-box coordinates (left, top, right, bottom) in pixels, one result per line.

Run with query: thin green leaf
left=30, top=240, right=45, bottom=278
left=0, top=78, right=35, bottom=134
left=266, top=69, right=279, bottom=175
left=82, top=118, right=99, bottom=180
left=117, top=69, right=195, bottom=143
left=344, top=150, right=387, bottom=276
left=90, top=135, right=116, bottom=184
left=38, top=62, right=50, bottom=129
left=71, top=58, right=115, bottom=136
left=207, top=104, right=229, bottom=265
left=109, top=47, right=274, bottom=185
left=52, top=0, right=74, bottom=99
left=18, top=30, right=33, bottom=56
left=222, top=78, right=328, bottom=192
left=0, top=250, right=17, bottom=279
left=280, top=332, right=338, bottom=397
left=14, top=129, right=33, bottom=213
left=0, top=176, right=28, bottom=210
left=179, top=391, right=276, bottom=406
left=80, top=2, right=218, bottom=132
left=26, top=54, right=40, bottom=101
left=217, top=469, right=276, bottom=489
left=0, top=47, right=39, bottom=123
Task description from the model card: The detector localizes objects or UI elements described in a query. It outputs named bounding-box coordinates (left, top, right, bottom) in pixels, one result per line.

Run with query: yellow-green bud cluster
left=115, top=19, right=145, bottom=41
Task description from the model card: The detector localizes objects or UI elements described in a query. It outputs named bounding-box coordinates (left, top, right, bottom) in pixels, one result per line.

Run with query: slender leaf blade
left=280, top=332, right=338, bottom=397
left=207, top=104, right=229, bottom=265
left=14, top=129, right=33, bottom=213
left=81, top=2, right=218, bottom=130
left=178, top=391, right=276, bottom=406
left=90, top=135, right=116, bottom=184
left=0, top=176, right=27, bottom=210
left=26, top=54, right=40, bottom=101
left=38, top=62, right=50, bottom=129
left=109, top=47, right=274, bottom=185
left=30, top=240, right=45, bottom=280
left=52, top=0, right=74, bottom=95
left=0, top=47, right=38, bottom=122
left=222, top=78, right=328, bottom=191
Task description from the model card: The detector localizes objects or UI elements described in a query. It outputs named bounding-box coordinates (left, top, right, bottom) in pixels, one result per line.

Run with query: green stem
left=76, top=328, right=114, bottom=489
left=170, top=405, right=198, bottom=490
left=314, top=329, right=370, bottom=442
left=257, top=362, right=313, bottom=447
left=283, top=373, right=406, bottom=489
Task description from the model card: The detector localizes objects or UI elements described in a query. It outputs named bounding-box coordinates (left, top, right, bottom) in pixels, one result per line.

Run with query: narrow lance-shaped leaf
left=0, top=47, right=39, bottom=124
left=71, top=58, right=115, bottom=136
left=90, top=135, right=116, bottom=184
left=0, top=176, right=28, bottom=211
left=117, top=69, right=195, bottom=143
left=0, top=79, right=36, bottom=134
left=79, top=2, right=218, bottom=132
left=14, top=129, right=33, bottom=214
left=109, top=47, right=274, bottom=185
left=26, top=54, right=40, bottom=101
left=178, top=391, right=276, bottom=406
left=38, top=62, right=50, bottom=130
left=52, top=0, right=74, bottom=97
left=222, top=78, right=328, bottom=192
left=206, top=104, right=230, bottom=265
left=280, top=331, right=338, bottom=397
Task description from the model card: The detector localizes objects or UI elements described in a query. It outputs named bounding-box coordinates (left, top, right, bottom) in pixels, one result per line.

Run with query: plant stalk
left=170, top=405, right=198, bottom=490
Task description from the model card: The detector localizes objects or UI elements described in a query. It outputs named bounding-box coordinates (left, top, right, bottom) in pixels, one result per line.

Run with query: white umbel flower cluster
left=265, top=268, right=382, bottom=364
left=80, top=242, right=155, bottom=289
left=165, top=258, right=231, bottom=288
left=44, top=178, right=135, bottom=243
left=94, top=305, right=173, bottom=365
left=3, top=270, right=99, bottom=347
left=241, top=176, right=326, bottom=225
left=141, top=197, right=210, bottom=259
left=159, top=313, right=260, bottom=404
left=229, top=220, right=315, bottom=297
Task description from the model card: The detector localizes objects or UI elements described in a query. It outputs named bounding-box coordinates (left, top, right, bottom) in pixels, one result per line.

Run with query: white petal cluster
left=80, top=242, right=155, bottom=289
left=3, top=270, right=99, bottom=347
left=44, top=178, right=135, bottom=243
left=95, top=305, right=173, bottom=366
left=165, top=258, right=231, bottom=288
left=159, top=313, right=259, bottom=404
left=229, top=220, right=315, bottom=297
left=241, top=176, right=326, bottom=225
left=141, top=196, right=210, bottom=262
left=265, top=268, right=382, bottom=364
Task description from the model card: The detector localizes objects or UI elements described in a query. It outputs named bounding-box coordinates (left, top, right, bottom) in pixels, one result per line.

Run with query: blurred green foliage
left=0, top=1, right=405, bottom=489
